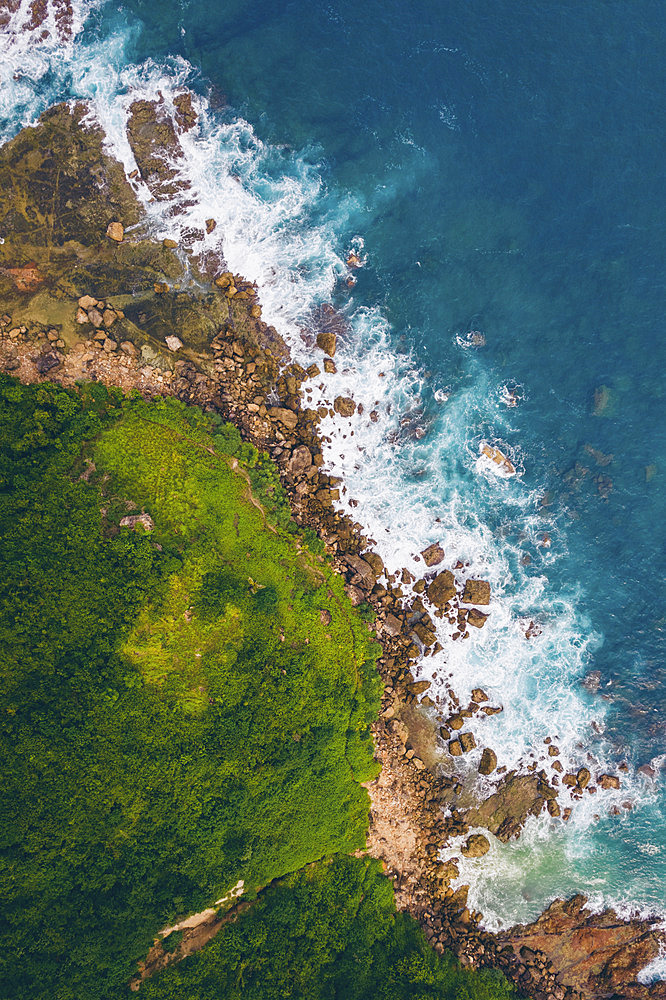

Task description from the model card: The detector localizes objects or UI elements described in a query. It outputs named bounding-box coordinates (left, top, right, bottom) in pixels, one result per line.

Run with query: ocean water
left=2, top=0, right=665, bottom=969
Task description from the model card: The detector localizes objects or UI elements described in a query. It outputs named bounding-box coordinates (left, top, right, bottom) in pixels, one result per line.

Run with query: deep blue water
left=2, top=0, right=665, bottom=949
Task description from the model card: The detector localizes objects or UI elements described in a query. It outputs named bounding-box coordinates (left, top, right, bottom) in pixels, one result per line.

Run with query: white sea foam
left=3, top=0, right=665, bottom=943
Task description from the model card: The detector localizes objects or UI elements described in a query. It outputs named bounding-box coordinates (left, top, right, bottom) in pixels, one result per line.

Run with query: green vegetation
left=0, top=378, right=380, bottom=1000
left=141, top=855, right=520, bottom=1000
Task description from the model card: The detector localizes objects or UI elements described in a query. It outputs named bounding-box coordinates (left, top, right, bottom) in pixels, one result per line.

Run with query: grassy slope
left=140, top=855, right=520, bottom=1000
left=0, top=380, right=380, bottom=1000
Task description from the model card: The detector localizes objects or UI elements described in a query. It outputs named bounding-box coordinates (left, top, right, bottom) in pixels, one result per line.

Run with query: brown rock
left=547, top=798, right=561, bottom=818
left=287, top=445, right=312, bottom=476
left=497, top=894, right=666, bottom=999
left=449, top=739, right=463, bottom=757
left=467, top=608, right=489, bottom=628
left=316, top=331, right=337, bottom=356
left=548, top=745, right=560, bottom=757
left=461, top=834, right=490, bottom=858
left=323, top=358, right=337, bottom=374
left=87, top=307, right=104, bottom=328
left=448, top=714, right=464, bottom=731
left=120, top=341, right=139, bottom=357
left=162, top=238, right=179, bottom=249
left=577, top=767, right=591, bottom=789
left=461, top=579, right=491, bottom=605
left=268, top=407, right=298, bottom=431
left=76, top=307, right=89, bottom=324
left=319, top=609, right=332, bottom=625
left=78, top=295, right=98, bottom=310
left=472, top=688, right=489, bottom=703
left=459, top=732, right=477, bottom=753
left=427, top=570, right=456, bottom=608
left=106, top=221, right=124, bottom=242
left=102, top=309, right=117, bottom=328
left=409, top=680, right=431, bottom=696
left=598, top=774, right=621, bottom=790
left=165, top=335, right=183, bottom=352
left=479, top=748, right=498, bottom=775
left=421, top=542, right=445, bottom=567
left=334, top=395, right=356, bottom=417
left=382, top=613, right=402, bottom=637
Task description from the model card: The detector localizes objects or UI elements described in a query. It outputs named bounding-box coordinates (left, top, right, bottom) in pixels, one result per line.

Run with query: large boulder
left=426, top=570, right=456, bottom=608
left=479, top=748, right=498, bottom=775
left=467, top=608, right=489, bottom=628
left=287, top=445, right=312, bottom=476
left=421, top=542, right=445, bottom=567
left=334, top=395, right=356, bottom=417
left=316, top=330, right=337, bottom=356
left=462, top=579, right=491, bottom=605
left=461, top=834, right=490, bottom=859
left=346, top=554, right=377, bottom=590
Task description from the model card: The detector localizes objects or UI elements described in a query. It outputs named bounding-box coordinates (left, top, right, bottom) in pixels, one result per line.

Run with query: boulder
left=382, top=613, right=402, bottom=637
left=426, top=570, right=456, bottom=608
left=363, top=551, right=384, bottom=577
left=577, top=767, right=591, bottom=789
left=448, top=714, right=464, bottom=731
left=461, top=579, right=491, bottom=605
left=287, top=445, right=312, bottom=476
left=34, top=351, right=62, bottom=374
left=323, top=358, right=337, bottom=374
left=598, top=774, right=621, bottom=790
left=334, top=395, right=356, bottom=417
left=106, top=221, right=124, bottom=242
left=346, top=554, right=377, bottom=589
left=409, top=680, right=431, bottom=696
left=76, top=307, right=89, bottom=324
left=421, top=542, right=445, bottom=567
left=316, top=331, right=337, bottom=356
left=78, top=295, right=98, bottom=310
left=165, top=335, right=183, bottom=352
left=461, top=834, right=490, bottom=859
left=472, top=688, right=489, bottom=703
left=467, top=608, right=489, bottom=628
left=459, top=732, right=477, bottom=753
left=268, top=407, right=298, bottom=431
left=87, top=307, right=104, bottom=328
left=162, top=238, right=179, bottom=249
left=103, top=309, right=117, bottom=328
left=449, top=739, right=462, bottom=757
left=479, top=748, right=498, bottom=775
left=120, top=341, right=139, bottom=357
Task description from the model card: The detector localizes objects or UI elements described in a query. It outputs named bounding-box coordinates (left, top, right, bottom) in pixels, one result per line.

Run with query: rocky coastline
left=1, top=98, right=664, bottom=999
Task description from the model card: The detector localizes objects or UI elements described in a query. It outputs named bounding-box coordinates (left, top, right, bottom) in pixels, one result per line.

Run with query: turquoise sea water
left=2, top=0, right=665, bottom=963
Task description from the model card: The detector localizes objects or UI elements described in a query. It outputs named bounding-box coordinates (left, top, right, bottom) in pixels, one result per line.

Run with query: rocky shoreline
left=1, top=99, right=664, bottom=999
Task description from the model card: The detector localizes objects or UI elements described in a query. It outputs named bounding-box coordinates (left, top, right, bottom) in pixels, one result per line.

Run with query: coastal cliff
left=1, top=99, right=664, bottom=1000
